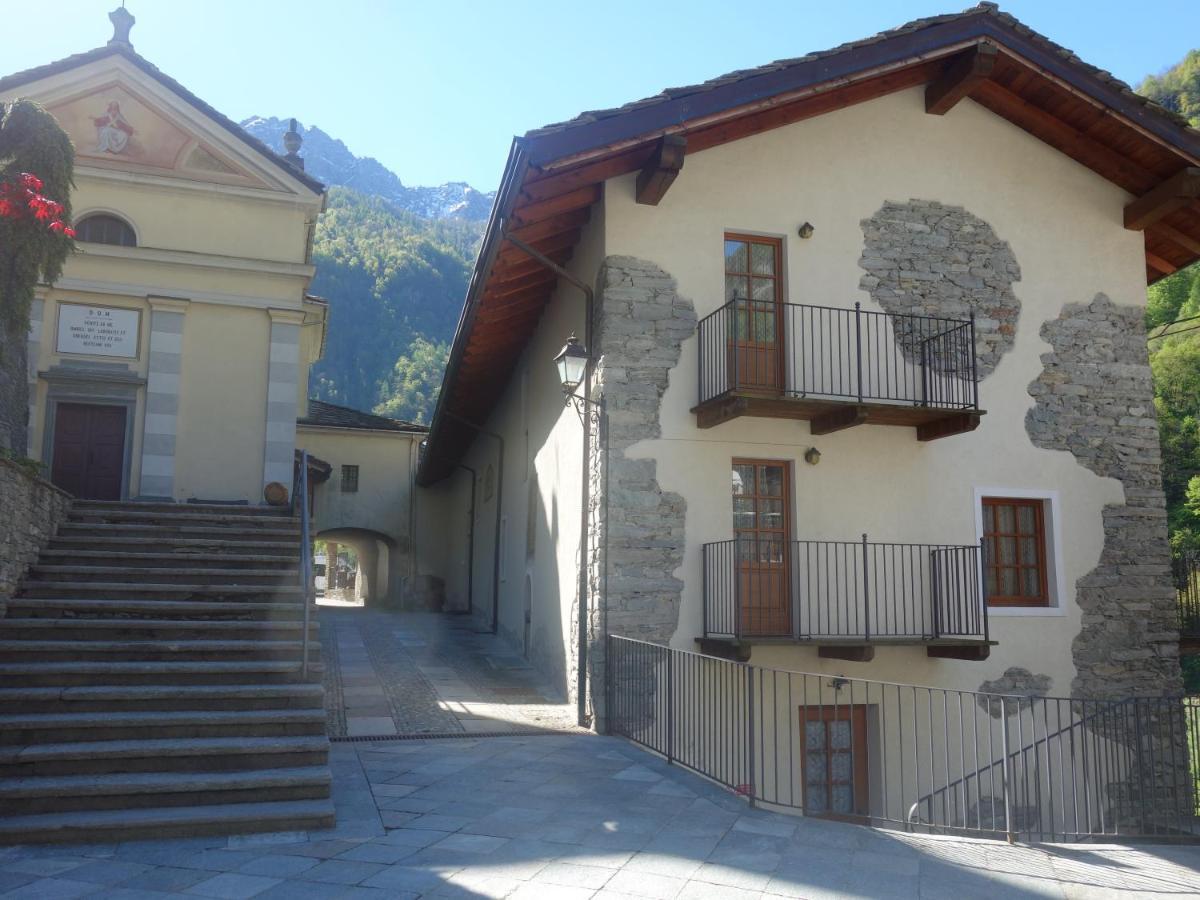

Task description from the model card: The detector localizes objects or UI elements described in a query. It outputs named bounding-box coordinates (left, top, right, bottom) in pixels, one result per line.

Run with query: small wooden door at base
left=50, top=403, right=125, bottom=500
left=801, top=705, right=870, bottom=820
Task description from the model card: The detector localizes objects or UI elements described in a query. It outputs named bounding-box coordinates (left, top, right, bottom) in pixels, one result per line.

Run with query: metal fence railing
left=697, top=299, right=979, bottom=410
left=1173, top=552, right=1200, bottom=641
left=702, top=536, right=986, bottom=643
left=606, top=635, right=1199, bottom=842
left=292, top=450, right=314, bottom=679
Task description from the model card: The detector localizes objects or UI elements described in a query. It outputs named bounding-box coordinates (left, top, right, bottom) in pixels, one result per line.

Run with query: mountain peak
left=240, top=116, right=495, bottom=221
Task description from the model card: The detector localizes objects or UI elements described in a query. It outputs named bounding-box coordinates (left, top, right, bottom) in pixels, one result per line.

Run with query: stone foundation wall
left=1026, top=294, right=1182, bottom=697
left=859, top=200, right=1022, bottom=378
left=586, top=256, right=696, bottom=727
left=0, top=457, right=71, bottom=617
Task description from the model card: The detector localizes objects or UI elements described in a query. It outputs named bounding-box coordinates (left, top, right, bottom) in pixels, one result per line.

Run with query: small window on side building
left=982, top=497, right=1049, bottom=607
left=340, top=464, right=359, bottom=493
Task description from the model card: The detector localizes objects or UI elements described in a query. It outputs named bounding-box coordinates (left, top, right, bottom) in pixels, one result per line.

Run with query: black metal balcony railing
left=1173, top=552, right=1200, bottom=641
left=697, top=298, right=979, bottom=409
left=702, top=536, right=986, bottom=643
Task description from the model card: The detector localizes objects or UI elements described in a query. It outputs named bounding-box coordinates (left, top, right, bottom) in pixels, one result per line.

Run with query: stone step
left=16, top=581, right=306, bottom=600
left=37, top=549, right=301, bottom=569
left=0, top=766, right=332, bottom=816
left=57, top=522, right=300, bottom=542
left=0, top=638, right=321, bottom=663
left=0, top=683, right=325, bottom=714
left=48, top=535, right=299, bottom=554
left=0, top=708, right=326, bottom=745
left=0, top=798, right=335, bottom=844
left=5, top=597, right=307, bottom=621
left=72, top=499, right=293, bottom=518
left=25, top=565, right=301, bottom=586
left=0, top=735, right=330, bottom=778
left=68, top=509, right=301, bottom=530
left=0, top=660, right=322, bottom=687
left=0, top=617, right=319, bottom=643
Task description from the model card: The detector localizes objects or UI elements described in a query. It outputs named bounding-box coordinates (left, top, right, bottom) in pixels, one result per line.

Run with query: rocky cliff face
left=241, top=116, right=495, bottom=221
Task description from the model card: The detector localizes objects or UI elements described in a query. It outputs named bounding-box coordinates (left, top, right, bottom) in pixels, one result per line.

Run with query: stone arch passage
left=316, top=527, right=397, bottom=608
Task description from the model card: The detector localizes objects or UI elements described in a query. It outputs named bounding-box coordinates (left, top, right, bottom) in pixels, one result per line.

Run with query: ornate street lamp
left=553, top=333, right=590, bottom=397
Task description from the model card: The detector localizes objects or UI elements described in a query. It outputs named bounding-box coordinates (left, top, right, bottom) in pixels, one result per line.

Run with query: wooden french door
left=732, top=459, right=791, bottom=636
left=50, top=403, right=126, bottom=500
left=724, top=234, right=783, bottom=393
left=802, top=705, right=870, bottom=820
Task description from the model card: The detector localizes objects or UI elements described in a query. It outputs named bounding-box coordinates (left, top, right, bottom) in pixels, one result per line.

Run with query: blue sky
left=7, top=1, right=1198, bottom=190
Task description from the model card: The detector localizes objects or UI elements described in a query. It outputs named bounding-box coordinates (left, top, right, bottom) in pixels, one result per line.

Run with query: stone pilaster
left=263, top=309, right=304, bottom=493
left=586, top=256, right=696, bottom=729
left=138, top=297, right=188, bottom=499
left=25, top=297, right=44, bottom=457
left=1026, top=294, right=1182, bottom=698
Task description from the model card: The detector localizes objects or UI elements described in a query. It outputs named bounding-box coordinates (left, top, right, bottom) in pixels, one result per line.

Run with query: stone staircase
left=0, top=499, right=334, bottom=843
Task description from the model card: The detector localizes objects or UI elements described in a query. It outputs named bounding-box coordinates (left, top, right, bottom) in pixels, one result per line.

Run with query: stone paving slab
left=1, top=733, right=1198, bottom=898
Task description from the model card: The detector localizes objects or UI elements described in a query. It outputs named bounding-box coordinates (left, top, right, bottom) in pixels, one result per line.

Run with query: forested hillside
left=307, top=188, right=480, bottom=421
left=1140, top=51, right=1200, bottom=552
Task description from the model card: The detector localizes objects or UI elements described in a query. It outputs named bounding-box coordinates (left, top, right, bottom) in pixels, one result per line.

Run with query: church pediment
left=44, top=80, right=272, bottom=190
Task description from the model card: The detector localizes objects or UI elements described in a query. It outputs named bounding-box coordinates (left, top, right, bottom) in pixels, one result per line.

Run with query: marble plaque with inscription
left=56, top=304, right=140, bottom=358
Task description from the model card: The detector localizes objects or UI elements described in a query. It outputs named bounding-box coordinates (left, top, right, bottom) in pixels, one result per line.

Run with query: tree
left=0, top=99, right=75, bottom=454
left=373, top=337, right=449, bottom=424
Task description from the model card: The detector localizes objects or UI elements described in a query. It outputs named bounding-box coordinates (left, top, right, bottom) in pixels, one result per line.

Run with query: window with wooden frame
left=982, top=497, right=1049, bottom=607
left=340, top=464, right=359, bottom=494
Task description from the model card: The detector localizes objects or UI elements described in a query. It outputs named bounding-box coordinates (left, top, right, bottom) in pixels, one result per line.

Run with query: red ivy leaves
left=0, top=172, right=74, bottom=238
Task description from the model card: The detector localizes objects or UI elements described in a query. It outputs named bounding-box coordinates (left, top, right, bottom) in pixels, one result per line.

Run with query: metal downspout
left=445, top=412, right=504, bottom=634
left=456, top=464, right=477, bottom=617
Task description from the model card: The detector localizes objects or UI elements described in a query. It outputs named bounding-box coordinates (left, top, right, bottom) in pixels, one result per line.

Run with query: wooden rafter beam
left=1125, top=168, right=1200, bottom=231
left=635, top=135, right=687, bottom=206
left=925, top=43, right=999, bottom=115
left=971, top=80, right=1157, bottom=194
left=1146, top=251, right=1178, bottom=275
left=506, top=208, right=591, bottom=243
left=1155, top=222, right=1200, bottom=256
left=509, top=185, right=600, bottom=227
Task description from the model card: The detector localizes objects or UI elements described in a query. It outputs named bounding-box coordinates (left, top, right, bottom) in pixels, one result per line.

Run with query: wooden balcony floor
left=691, top=392, right=984, bottom=441
left=697, top=635, right=996, bottom=663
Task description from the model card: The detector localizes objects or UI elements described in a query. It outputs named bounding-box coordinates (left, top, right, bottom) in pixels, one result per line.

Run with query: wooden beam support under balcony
left=916, top=411, right=982, bottom=442
left=927, top=643, right=991, bottom=661
left=925, top=43, right=998, bottom=115
left=1124, top=167, right=1200, bottom=231
left=810, top=405, right=868, bottom=436
left=695, top=638, right=752, bottom=662
left=635, top=135, right=687, bottom=206
left=818, top=645, right=875, bottom=663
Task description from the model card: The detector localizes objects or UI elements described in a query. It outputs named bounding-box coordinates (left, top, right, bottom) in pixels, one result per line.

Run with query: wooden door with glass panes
left=732, top=460, right=791, bottom=636
left=802, top=705, right=869, bottom=820
left=724, top=234, right=783, bottom=393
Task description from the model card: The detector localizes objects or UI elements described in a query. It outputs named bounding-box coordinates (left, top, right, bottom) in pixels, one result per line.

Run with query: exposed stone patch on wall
left=1025, top=294, right=1182, bottom=697
left=585, top=255, right=696, bottom=725
left=0, top=457, right=71, bottom=617
left=977, top=667, right=1053, bottom=718
left=859, top=200, right=1022, bottom=378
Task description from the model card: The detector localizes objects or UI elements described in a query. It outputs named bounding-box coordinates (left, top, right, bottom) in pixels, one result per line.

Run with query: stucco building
left=417, top=0, right=1199, bottom=754
left=0, top=12, right=327, bottom=504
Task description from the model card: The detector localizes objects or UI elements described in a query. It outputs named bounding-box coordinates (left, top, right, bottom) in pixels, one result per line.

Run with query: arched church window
left=75, top=214, right=137, bottom=247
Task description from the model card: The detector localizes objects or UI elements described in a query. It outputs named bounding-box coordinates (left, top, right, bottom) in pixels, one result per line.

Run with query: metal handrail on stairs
left=292, top=451, right=313, bottom=679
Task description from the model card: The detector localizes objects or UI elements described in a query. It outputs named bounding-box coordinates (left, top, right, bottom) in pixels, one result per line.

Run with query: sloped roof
left=0, top=44, right=326, bottom=195
left=417, top=3, right=1200, bottom=486
left=298, top=399, right=427, bottom=434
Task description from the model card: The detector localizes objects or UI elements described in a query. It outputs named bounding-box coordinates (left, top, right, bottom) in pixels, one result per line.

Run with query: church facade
left=0, top=13, right=327, bottom=504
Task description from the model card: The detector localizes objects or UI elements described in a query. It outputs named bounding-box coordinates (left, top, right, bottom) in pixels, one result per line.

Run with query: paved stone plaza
left=2, top=610, right=1197, bottom=898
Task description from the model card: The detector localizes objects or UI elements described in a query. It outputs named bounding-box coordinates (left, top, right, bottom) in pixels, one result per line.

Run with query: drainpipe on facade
left=444, top=412, right=503, bottom=635
left=502, top=234, right=596, bottom=730
left=456, top=463, right=477, bottom=617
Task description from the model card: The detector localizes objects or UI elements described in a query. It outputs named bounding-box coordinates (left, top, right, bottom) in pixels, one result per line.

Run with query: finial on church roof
left=283, top=118, right=305, bottom=171
left=108, top=5, right=135, bottom=47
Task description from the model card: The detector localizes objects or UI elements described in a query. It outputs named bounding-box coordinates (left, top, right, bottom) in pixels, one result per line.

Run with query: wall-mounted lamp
left=804, top=447, right=821, bottom=466
left=828, top=676, right=850, bottom=692
left=553, top=333, right=589, bottom=396
left=797, top=222, right=815, bottom=240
